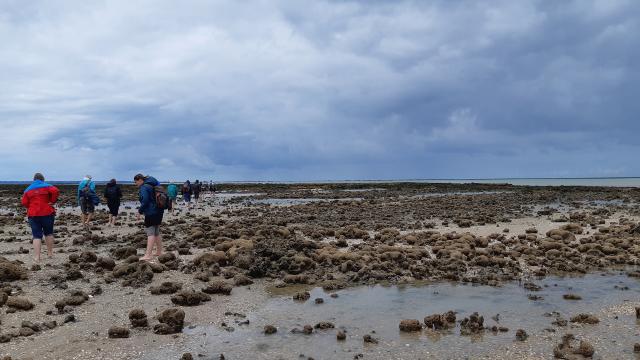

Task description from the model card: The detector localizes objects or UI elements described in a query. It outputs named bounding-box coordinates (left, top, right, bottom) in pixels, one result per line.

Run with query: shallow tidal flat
left=1, top=182, right=640, bottom=359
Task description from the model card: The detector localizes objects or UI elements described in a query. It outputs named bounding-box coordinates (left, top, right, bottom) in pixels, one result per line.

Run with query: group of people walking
left=21, top=172, right=213, bottom=262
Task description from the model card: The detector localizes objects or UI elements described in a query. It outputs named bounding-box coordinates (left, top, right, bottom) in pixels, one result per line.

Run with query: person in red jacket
left=21, top=173, right=59, bottom=262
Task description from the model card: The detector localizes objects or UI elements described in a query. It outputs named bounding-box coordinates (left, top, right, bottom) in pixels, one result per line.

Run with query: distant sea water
left=1, top=178, right=640, bottom=187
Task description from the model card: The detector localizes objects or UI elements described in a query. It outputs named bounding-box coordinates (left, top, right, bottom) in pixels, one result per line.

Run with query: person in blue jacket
left=77, top=175, right=98, bottom=226
left=134, top=173, right=164, bottom=261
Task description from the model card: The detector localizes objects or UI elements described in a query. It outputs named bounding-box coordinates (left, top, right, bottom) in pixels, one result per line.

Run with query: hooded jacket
left=104, top=181, right=122, bottom=205
left=138, top=176, right=163, bottom=217
left=167, top=183, right=178, bottom=199
left=77, top=178, right=97, bottom=206
left=22, top=180, right=59, bottom=217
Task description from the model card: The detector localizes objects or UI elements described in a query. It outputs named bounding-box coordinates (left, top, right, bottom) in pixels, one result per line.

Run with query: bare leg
left=44, top=235, right=54, bottom=258
left=33, top=238, right=42, bottom=262
left=154, top=234, right=163, bottom=256
left=86, top=213, right=92, bottom=224
left=140, top=235, right=155, bottom=261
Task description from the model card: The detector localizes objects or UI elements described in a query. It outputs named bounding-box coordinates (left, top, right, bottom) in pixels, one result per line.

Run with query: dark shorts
left=80, top=197, right=95, bottom=214
left=194, top=192, right=200, bottom=199
left=144, top=213, right=163, bottom=236
left=107, top=202, right=120, bottom=216
left=144, top=213, right=163, bottom=227
left=28, top=215, right=55, bottom=239
left=184, top=194, right=191, bottom=202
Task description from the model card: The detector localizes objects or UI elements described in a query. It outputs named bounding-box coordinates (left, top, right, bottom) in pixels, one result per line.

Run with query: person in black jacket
left=103, top=178, right=122, bottom=226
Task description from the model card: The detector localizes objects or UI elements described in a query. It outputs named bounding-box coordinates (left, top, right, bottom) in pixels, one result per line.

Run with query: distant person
left=193, top=180, right=202, bottom=204
left=167, top=181, right=178, bottom=214
left=181, top=180, right=192, bottom=208
left=21, top=173, right=59, bottom=262
left=134, top=174, right=167, bottom=261
left=103, top=178, right=122, bottom=226
left=77, top=175, right=98, bottom=226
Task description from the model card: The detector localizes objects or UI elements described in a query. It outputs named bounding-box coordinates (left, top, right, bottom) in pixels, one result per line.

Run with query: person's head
left=33, top=173, right=45, bottom=181
left=109, top=178, right=116, bottom=186
left=133, top=173, right=145, bottom=187
left=196, top=180, right=199, bottom=183
left=186, top=180, right=190, bottom=184
left=84, top=175, right=92, bottom=180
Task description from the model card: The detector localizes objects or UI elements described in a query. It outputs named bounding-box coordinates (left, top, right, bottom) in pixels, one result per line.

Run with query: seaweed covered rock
left=108, top=326, right=130, bottom=338
left=113, top=261, right=154, bottom=287
left=0, top=257, right=28, bottom=282
left=201, top=280, right=232, bottom=295
left=399, top=319, right=422, bottom=332
left=170, top=290, right=211, bottom=306
left=570, top=313, right=599, bottom=325
left=154, top=308, right=185, bottom=334
left=129, top=309, right=148, bottom=328
left=55, top=290, right=89, bottom=313
left=460, top=312, right=484, bottom=335
left=150, top=281, right=182, bottom=295
left=553, top=334, right=595, bottom=358
left=424, top=311, right=456, bottom=330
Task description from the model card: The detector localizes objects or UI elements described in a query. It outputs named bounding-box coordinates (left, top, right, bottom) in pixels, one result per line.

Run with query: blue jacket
left=77, top=179, right=99, bottom=206
left=138, top=176, right=163, bottom=217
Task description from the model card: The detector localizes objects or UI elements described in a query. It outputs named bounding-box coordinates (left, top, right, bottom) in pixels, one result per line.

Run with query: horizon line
left=2, top=176, right=640, bottom=184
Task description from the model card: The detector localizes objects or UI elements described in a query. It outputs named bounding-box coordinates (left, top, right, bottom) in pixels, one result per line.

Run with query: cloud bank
left=1, top=0, right=639, bottom=181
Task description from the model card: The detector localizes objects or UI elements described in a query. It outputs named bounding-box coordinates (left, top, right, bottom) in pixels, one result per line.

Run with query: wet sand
left=1, top=183, right=640, bottom=359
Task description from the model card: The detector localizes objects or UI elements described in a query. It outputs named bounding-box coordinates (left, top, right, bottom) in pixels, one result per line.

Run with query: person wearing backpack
left=22, top=173, right=59, bottom=262
left=181, top=180, right=192, bottom=208
left=167, top=181, right=178, bottom=214
left=103, top=178, right=122, bottom=226
left=134, top=173, right=166, bottom=261
left=77, top=175, right=97, bottom=226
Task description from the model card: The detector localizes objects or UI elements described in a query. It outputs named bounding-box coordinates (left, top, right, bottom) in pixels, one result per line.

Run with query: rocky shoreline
left=1, top=183, right=640, bottom=359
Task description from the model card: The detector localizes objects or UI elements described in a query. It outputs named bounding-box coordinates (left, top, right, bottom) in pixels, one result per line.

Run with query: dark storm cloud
left=0, top=0, right=639, bottom=180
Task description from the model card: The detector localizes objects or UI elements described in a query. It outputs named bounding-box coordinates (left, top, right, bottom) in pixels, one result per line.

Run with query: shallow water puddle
left=183, top=272, right=640, bottom=359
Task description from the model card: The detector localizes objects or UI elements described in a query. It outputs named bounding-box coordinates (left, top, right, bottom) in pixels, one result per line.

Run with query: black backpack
left=105, top=186, right=118, bottom=199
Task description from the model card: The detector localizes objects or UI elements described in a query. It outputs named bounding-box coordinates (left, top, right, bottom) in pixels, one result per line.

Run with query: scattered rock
left=515, top=329, right=528, bottom=341
left=570, top=314, right=599, bottom=325
left=170, top=290, right=211, bottom=306
left=202, top=280, right=233, bottom=295
left=129, top=309, right=148, bottom=328
left=264, top=325, right=277, bottom=334
left=6, top=297, right=34, bottom=311
left=563, top=294, right=582, bottom=300
left=154, top=308, right=185, bottom=334
left=108, top=326, right=130, bottom=338
left=399, top=319, right=422, bottom=332
left=150, top=281, right=183, bottom=295
left=363, top=334, right=378, bottom=344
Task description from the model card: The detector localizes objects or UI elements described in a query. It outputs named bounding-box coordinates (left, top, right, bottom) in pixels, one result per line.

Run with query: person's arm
left=117, top=186, right=122, bottom=199
left=89, top=181, right=96, bottom=192
left=138, top=186, right=150, bottom=215
left=50, top=186, right=60, bottom=204
left=103, top=187, right=109, bottom=199
left=21, top=192, right=29, bottom=208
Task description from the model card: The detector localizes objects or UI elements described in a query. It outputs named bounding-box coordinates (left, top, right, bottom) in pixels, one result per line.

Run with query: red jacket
left=21, top=181, right=59, bottom=217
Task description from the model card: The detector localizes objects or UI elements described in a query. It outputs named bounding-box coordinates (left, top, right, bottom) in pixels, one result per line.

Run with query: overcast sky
left=1, top=0, right=639, bottom=181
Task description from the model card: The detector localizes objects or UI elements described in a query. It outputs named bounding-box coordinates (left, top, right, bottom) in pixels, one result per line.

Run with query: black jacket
left=104, top=183, right=122, bottom=204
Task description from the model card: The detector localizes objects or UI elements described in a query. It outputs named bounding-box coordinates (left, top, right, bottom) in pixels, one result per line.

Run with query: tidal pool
left=182, top=272, right=640, bottom=359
